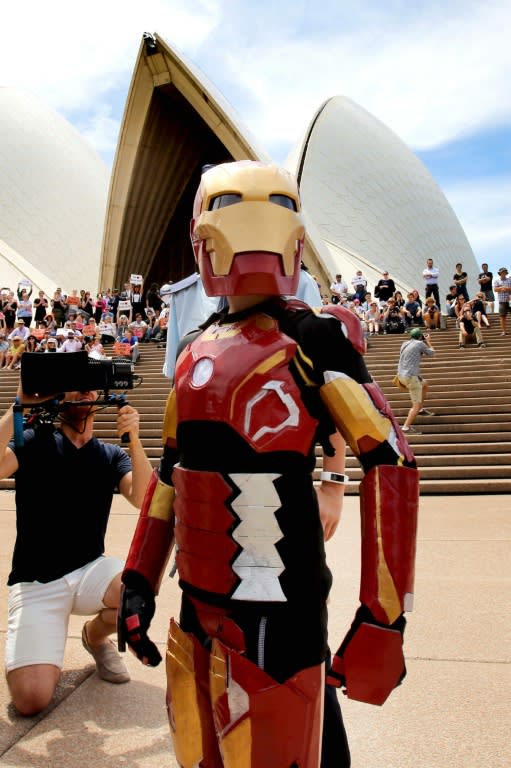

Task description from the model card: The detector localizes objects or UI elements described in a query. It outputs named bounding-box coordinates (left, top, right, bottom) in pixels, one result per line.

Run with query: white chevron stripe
left=229, top=473, right=286, bottom=602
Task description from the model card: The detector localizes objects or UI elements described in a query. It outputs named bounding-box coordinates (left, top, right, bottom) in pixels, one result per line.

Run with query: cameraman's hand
left=117, top=404, right=141, bottom=442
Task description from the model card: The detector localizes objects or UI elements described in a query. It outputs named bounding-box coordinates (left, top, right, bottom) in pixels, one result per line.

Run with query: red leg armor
left=166, top=619, right=324, bottom=768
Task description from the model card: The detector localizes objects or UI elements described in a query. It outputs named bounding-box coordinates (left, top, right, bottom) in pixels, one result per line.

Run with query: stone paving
left=0, top=491, right=509, bottom=767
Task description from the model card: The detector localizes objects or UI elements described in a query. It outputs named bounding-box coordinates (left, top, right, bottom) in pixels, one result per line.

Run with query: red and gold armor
left=120, top=160, right=419, bottom=767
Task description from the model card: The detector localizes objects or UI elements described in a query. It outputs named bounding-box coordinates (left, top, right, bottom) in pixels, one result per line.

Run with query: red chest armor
left=174, top=311, right=317, bottom=455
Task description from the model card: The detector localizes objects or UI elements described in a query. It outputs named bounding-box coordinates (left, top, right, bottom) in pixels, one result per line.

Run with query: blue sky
left=1, top=0, right=510, bottom=278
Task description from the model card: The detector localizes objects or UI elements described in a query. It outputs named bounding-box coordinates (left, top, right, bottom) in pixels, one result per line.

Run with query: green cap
left=410, top=328, right=424, bottom=339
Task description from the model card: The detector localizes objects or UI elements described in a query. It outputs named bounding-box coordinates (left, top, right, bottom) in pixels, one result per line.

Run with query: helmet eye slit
left=269, top=194, right=297, bottom=211
left=209, top=193, right=242, bottom=210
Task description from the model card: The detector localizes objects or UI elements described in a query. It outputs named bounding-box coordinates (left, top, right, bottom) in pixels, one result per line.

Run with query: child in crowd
left=423, top=296, right=441, bottom=330
left=364, top=301, right=381, bottom=335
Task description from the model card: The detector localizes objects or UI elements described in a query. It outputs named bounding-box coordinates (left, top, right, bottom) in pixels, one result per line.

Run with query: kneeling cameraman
left=0, top=357, right=152, bottom=716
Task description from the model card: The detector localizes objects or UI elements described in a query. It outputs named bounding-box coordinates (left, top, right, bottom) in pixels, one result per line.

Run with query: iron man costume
left=119, top=162, right=419, bottom=768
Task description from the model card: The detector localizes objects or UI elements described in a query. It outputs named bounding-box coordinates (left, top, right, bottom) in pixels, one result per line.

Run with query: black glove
left=117, top=573, right=162, bottom=666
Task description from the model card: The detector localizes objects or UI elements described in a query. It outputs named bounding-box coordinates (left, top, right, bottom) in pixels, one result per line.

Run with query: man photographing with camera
left=0, top=355, right=152, bottom=716
left=396, top=327, right=435, bottom=434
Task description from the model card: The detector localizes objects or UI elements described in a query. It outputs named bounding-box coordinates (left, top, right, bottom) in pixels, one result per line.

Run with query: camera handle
left=105, top=392, right=130, bottom=444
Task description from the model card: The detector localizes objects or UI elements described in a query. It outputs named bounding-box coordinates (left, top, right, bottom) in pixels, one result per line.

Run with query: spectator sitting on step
left=0, top=333, right=10, bottom=368
left=468, top=293, right=490, bottom=328
left=129, top=313, right=148, bottom=340
left=359, top=292, right=374, bottom=312
left=58, top=332, right=84, bottom=353
left=445, top=285, right=459, bottom=317
left=403, top=292, right=424, bottom=327
left=118, top=328, right=140, bottom=364
left=393, top=290, right=406, bottom=310
left=98, top=314, right=117, bottom=345
left=423, top=296, right=441, bottom=330
left=329, top=274, right=348, bottom=304
left=154, top=306, right=169, bottom=343
left=24, top=335, right=39, bottom=353
left=350, top=269, right=368, bottom=301
left=364, top=301, right=382, bottom=335
left=44, top=337, right=59, bottom=353
left=86, top=337, right=106, bottom=359
left=4, top=337, right=25, bottom=369
left=410, top=289, right=423, bottom=308
left=383, top=298, right=406, bottom=333
left=143, top=308, right=160, bottom=342
left=458, top=305, right=486, bottom=348
left=8, top=319, right=30, bottom=342
left=452, top=294, right=467, bottom=324
left=115, top=315, right=130, bottom=340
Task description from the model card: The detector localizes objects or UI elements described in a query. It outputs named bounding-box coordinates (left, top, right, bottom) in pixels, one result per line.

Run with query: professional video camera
left=20, top=351, right=138, bottom=396
left=15, top=352, right=142, bottom=447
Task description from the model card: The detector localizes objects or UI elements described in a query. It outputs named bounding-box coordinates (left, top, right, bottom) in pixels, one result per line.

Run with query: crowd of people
left=2, top=260, right=508, bottom=374
left=0, top=281, right=171, bottom=368
left=325, top=260, right=511, bottom=343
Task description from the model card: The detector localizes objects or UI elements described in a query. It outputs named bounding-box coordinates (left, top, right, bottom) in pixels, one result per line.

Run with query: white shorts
left=5, top=555, right=124, bottom=672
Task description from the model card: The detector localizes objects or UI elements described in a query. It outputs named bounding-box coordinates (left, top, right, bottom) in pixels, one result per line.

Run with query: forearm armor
left=123, top=468, right=176, bottom=594
left=123, top=389, right=178, bottom=594
left=318, top=360, right=419, bottom=705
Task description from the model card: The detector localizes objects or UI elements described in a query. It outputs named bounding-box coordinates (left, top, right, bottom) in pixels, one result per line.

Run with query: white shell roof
left=0, top=88, right=109, bottom=296
left=288, top=96, right=479, bottom=299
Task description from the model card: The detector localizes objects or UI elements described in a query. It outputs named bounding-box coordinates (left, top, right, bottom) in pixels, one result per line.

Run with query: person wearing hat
left=423, top=296, right=441, bottom=331
left=8, top=319, right=30, bottom=342
left=44, top=337, right=58, bottom=353
left=396, top=327, right=435, bottom=433
left=493, top=267, right=511, bottom=335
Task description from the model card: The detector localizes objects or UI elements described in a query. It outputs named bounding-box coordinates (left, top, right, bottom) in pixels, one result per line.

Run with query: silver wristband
left=320, top=471, right=349, bottom=484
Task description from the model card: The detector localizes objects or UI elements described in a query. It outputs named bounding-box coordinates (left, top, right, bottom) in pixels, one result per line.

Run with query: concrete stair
left=333, top=316, right=511, bottom=494
left=0, top=316, right=509, bottom=495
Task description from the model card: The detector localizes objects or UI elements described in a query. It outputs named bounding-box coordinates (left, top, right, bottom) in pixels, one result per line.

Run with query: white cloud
left=208, top=1, right=511, bottom=154
left=3, top=1, right=510, bottom=157
left=1, top=1, right=218, bottom=111
left=444, top=178, right=511, bottom=272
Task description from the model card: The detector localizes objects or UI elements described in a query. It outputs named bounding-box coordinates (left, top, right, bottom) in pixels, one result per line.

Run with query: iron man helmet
left=190, top=161, right=305, bottom=296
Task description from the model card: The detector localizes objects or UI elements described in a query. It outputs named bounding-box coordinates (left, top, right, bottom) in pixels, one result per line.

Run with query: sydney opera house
left=1, top=33, right=479, bottom=302
left=0, top=88, right=109, bottom=297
